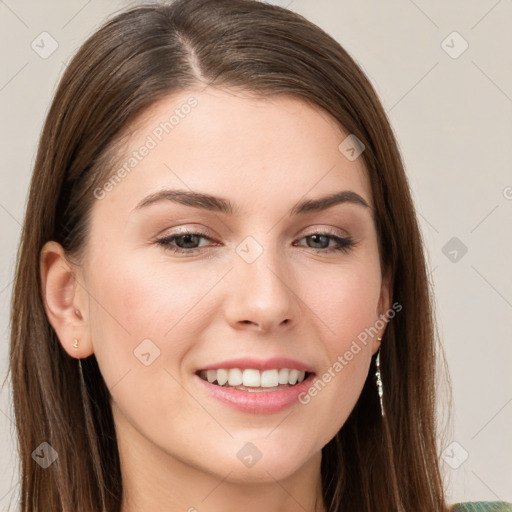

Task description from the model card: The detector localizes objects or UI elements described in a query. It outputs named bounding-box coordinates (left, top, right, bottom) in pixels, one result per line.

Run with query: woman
left=8, top=0, right=511, bottom=511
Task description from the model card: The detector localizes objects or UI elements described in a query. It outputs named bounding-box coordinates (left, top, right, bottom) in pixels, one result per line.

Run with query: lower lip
left=195, top=373, right=316, bottom=414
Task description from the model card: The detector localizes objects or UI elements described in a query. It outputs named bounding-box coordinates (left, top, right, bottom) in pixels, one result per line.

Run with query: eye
left=156, top=229, right=356, bottom=255
left=156, top=230, right=214, bottom=254
left=295, top=232, right=356, bottom=254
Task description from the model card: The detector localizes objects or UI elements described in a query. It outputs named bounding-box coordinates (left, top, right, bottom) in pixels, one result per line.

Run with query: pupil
left=180, top=234, right=198, bottom=248
left=310, top=234, right=327, bottom=248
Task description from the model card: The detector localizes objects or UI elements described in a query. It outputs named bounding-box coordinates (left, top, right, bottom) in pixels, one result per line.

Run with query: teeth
left=288, top=369, right=299, bottom=385
left=216, top=369, right=229, bottom=386
left=278, top=368, right=289, bottom=384
left=242, top=369, right=260, bottom=387
left=199, top=368, right=308, bottom=388
left=261, top=369, right=279, bottom=387
left=227, top=368, right=243, bottom=386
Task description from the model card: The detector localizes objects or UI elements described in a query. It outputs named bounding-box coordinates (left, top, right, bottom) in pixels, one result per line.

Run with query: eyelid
left=300, top=225, right=349, bottom=238
left=155, top=225, right=357, bottom=256
left=157, top=224, right=216, bottom=239
left=156, top=224, right=350, bottom=243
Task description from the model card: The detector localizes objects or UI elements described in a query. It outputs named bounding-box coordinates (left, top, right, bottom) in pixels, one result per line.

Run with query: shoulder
left=449, top=502, right=512, bottom=512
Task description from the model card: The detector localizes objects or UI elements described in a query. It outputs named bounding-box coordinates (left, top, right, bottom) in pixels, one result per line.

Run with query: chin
left=198, top=437, right=319, bottom=483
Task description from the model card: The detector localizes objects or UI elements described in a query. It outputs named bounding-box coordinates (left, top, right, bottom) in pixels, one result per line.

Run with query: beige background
left=1, top=0, right=511, bottom=509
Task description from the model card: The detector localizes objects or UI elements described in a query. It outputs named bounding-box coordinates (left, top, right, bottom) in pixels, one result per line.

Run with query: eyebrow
left=133, top=189, right=372, bottom=216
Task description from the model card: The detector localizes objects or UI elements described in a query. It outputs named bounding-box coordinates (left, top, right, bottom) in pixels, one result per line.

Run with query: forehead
left=91, top=87, right=372, bottom=220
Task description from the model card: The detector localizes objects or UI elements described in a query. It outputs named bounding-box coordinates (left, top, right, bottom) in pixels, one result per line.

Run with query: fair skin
left=40, top=87, right=391, bottom=512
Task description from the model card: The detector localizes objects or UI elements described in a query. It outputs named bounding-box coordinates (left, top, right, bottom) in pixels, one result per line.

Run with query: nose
left=223, top=244, right=299, bottom=333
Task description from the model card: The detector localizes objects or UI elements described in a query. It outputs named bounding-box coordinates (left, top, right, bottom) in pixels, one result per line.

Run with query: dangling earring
left=375, top=338, right=385, bottom=417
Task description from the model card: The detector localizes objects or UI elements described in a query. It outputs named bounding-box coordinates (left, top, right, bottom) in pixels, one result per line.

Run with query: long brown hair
left=7, top=0, right=452, bottom=510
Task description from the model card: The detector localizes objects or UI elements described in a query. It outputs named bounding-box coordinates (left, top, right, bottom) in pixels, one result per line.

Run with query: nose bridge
left=225, top=234, right=297, bottom=331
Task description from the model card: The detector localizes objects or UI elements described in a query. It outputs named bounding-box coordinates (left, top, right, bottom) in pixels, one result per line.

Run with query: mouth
left=194, top=357, right=317, bottom=413
left=195, top=368, right=313, bottom=392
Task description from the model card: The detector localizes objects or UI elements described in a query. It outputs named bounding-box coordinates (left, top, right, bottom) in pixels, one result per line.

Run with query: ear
left=40, top=241, right=93, bottom=359
left=373, top=266, right=393, bottom=355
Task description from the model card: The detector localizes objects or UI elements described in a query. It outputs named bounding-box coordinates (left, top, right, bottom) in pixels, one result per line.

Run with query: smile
left=195, top=369, right=316, bottom=414
left=197, top=368, right=309, bottom=391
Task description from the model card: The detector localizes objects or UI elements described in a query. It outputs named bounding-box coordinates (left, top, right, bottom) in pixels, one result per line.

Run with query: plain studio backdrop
left=0, top=0, right=511, bottom=508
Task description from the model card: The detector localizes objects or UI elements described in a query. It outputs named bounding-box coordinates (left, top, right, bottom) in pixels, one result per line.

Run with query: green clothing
left=451, top=502, right=512, bottom=511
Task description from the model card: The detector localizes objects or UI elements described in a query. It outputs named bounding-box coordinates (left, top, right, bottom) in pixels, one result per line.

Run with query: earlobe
left=40, top=241, right=93, bottom=359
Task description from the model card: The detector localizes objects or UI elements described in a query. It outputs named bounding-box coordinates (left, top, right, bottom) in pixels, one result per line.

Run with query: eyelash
left=156, top=230, right=357, bottom=255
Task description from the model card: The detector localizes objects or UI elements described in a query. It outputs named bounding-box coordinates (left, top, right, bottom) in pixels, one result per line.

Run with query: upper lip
left=197, top=357, right=315, bottom=373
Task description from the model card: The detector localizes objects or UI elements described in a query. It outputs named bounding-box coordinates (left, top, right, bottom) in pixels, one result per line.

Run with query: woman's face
left=55, top=88, right=390, bottom=484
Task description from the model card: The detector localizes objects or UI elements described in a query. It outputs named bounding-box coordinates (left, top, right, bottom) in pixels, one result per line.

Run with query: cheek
left=302, top=256, right=382, bottom=341
left=85, top=251, right=208, bottom=431
left=86, top=248, right=220, bottom=380
left=297, top=259, right=381, bottom=433
left=326, top=266, right=381, bottom=371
